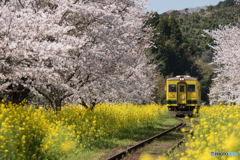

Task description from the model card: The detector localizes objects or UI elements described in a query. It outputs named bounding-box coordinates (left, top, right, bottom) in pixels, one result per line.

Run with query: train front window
left=180, top=85, right=184, bottom=92
left=188, top=85, right=195, bottom=92
left=169, top=85, right=176, bottom=92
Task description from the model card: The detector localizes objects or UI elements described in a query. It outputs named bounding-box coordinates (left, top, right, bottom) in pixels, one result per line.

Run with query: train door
left=177, top=83, right=187, bottom=104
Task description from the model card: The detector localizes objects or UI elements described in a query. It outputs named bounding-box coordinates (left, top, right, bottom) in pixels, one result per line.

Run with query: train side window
left=169, top=85, right=176, bottom=92
left=188, top=84, right=195, bottom=92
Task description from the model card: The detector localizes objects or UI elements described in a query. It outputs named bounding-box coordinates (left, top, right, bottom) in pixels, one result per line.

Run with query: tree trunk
left=7, top=84, right=30, bottom=104
left=90, top=102, right=96, bottom=111
left=52, top=99, right=62, bottom=112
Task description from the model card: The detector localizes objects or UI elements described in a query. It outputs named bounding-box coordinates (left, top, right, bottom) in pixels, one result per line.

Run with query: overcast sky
left=146, top=0, right=223, bottom=14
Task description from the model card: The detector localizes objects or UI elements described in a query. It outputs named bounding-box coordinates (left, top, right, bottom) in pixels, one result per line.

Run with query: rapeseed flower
left=223, top=133, right=239, bottom=152
left=156, top=156, right=168, bottom=160
left=178, top=104, right=240, bottom=159
left=60, top=141, right=75, bottom=153
left=0, top=100, right=168, bottom=159
left=139, top=153, right=154, bottom=160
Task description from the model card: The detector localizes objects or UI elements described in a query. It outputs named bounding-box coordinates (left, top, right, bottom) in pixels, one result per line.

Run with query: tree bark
left=7, top=84, right=30, bottom=104
left=52, top=98, right=62, bottom=112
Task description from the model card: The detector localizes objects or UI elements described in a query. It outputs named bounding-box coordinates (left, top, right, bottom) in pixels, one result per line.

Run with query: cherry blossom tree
left=203, top=25, right=240, bottom=104
left=0, top=0, right=155, bottom=110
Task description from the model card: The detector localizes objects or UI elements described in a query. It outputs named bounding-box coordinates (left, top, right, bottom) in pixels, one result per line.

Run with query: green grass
left=66, top=114, right=198, bottom=160
left=74, top=114, right=183, bottom=160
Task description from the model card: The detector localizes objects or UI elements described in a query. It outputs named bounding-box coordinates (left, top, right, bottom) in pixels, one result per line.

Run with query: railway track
left=106, top=118, right=186, bottom=160
left=166, top=118, right=199, bottom=156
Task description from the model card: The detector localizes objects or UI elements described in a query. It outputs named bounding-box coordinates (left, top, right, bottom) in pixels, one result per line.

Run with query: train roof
left=167, top=75, right=198, bottom=81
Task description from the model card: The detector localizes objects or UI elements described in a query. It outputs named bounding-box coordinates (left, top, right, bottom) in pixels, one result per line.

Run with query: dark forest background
left=146, top=0, right=240, bottom=105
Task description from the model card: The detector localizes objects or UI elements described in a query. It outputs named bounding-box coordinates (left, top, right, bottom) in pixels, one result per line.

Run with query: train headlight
left=180, top=78, right=185, bottom=81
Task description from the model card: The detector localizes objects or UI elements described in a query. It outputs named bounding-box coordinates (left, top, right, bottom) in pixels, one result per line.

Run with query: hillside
left=152, top=0, right=240, bottom=62
left=145, top=0, right=240, bottom=105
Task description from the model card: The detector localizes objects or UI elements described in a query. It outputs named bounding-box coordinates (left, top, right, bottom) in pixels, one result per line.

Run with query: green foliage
left=153, top=74, right=168, bottom=104
left=146, top=16, right=196, bottom=77
left=144, top=0, right=239, bottom=104
left=194, top=60, right=215, bottom=105
left=164, top=0, right=240, bottom=57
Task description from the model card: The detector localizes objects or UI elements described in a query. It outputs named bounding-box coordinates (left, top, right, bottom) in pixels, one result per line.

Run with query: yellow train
left=166, top=75, right=201, bottom=115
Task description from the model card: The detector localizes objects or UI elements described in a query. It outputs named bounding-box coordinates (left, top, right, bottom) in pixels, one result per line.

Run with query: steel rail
left=106, top=118, right=185, bottom=160
left=175, top=118, right=186, bottom=131
left=166, top=135, right=186, bottom=156
left=167, top=118, right=197, bottom=155
left=166, top=118, right=186, bottom=155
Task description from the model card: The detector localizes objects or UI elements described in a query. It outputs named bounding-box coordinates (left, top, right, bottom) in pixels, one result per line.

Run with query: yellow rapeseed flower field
left=179, top=104, right=240, bottom=160
left=0, top=99, right=168, bottom=160
left=139, top=104, right=240, bottom=160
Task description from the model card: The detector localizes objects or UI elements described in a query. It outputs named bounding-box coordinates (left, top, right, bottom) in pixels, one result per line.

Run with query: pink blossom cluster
left=0, top=0, right=155, bottom=110
left=203, top=25, right=240, bottom=104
